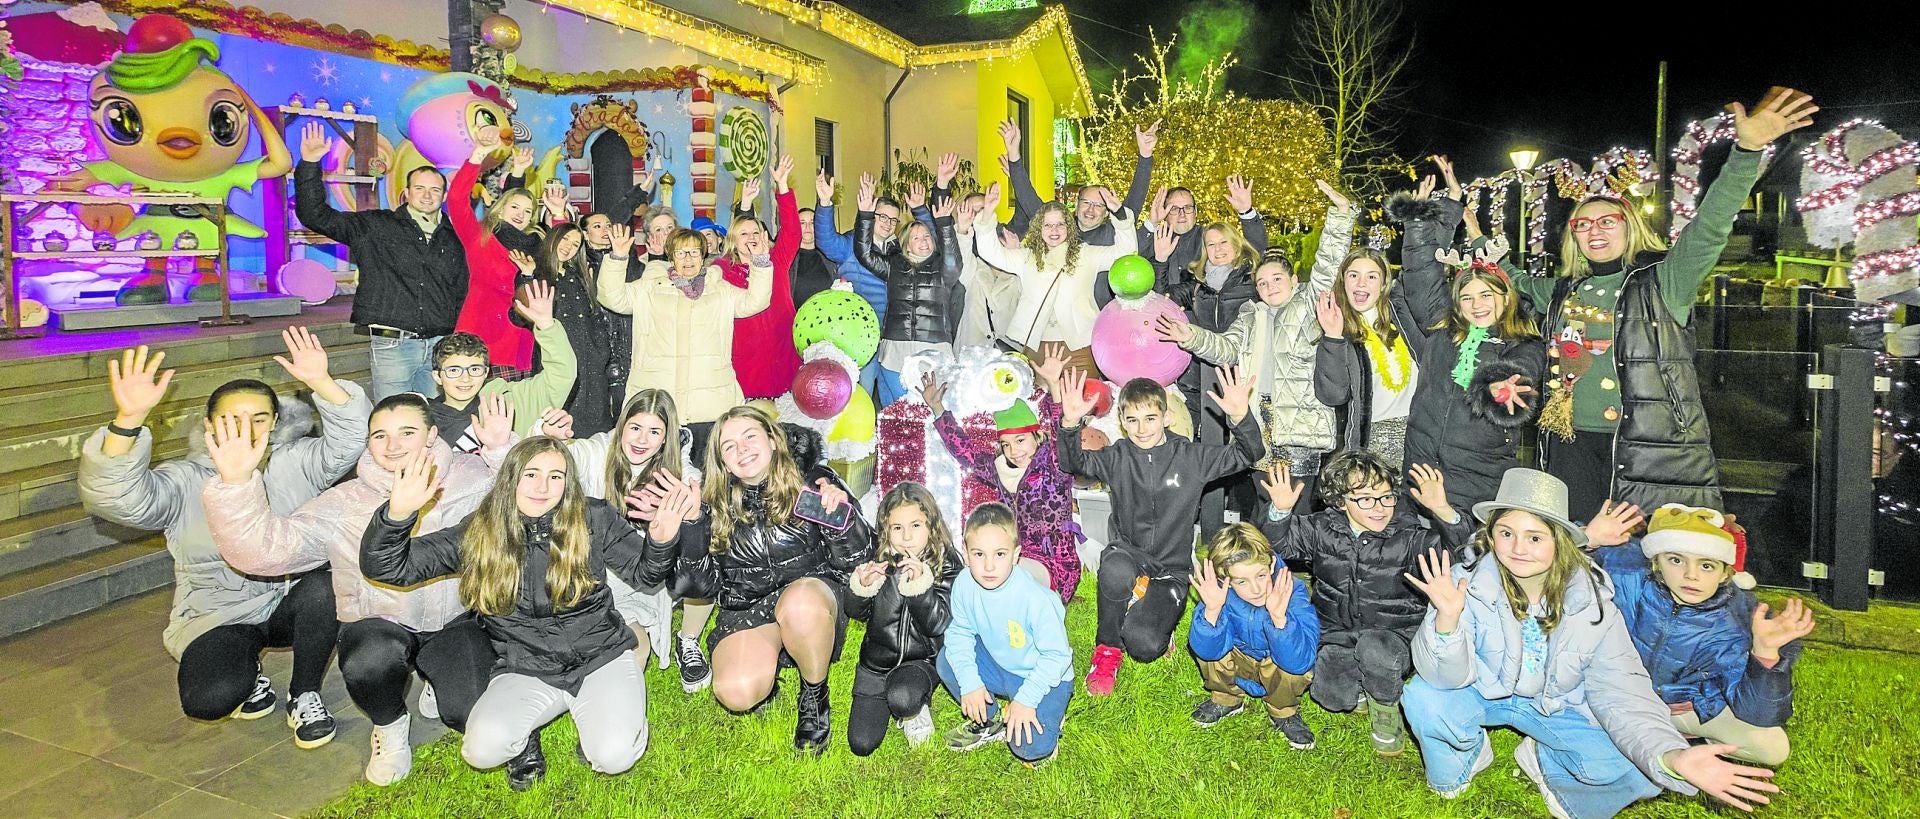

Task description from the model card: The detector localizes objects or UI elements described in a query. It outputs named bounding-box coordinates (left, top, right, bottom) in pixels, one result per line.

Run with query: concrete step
left=0, top=345, right=372, bottom=432
left=0, top=537, right=172, bottom=640
left=0, top=438, right=189, bottom=523
left=0, top=321, right=357, bottom=392
left=0, top=504, right=156, bottom=579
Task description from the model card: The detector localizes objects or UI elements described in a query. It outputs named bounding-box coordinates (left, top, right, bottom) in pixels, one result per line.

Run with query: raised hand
left=772, top=155, right=794, bottom=194
left=854, top=560, right=888, bottom=589
left=648, top=475, right=702, bottom=542
left=1058, top=367, right=1095, bottom=425
left=1664, top=744, right=1780, bottom=812
left=1257, top=463, right=1303, bottom=512
left=471, top=393, right=516, bottom=451
left=906, top=181, right=928, bottom=211
left=536, top=406, right=574, bottom=441
left=997, top=120, right=1021, bottom=159
left=512, top=146, right=535, bottom=175
left=1489, top=373, right=1534, bottom=415
left=856, top=173, right=877, bottom=212
left=1414, top=174, right=1436, bottom=201
left=1462, top=205, right=1485, bottom=241
left=1404, top=548, right=1468, bottom=633
left=1750, top=598, right=1815, bottom=661
left=996, top=153, right=1012, bottom=182
left=609, top=223, right=636, bottom=257
left=273, top=326, right=345, bottom=404
left=508, top=249, right=538, bottom=277
left=470, top=124, right=502, bottom=163
left=1434, top=155, right=1463, bottom=200
left=982, top=181, right=1003, bottom=209
left=1149, top=186, right=1169, bottom=225
left=624, top=485, right=663, bottom=522
left=1265, top=566, right=1296, bottom=629
left=513, top=279, right=555, bottom=329
left=1191, top=557, right=1230, bottom=617
left=1315, top=290, right=1345, bottom=338
left=1205, top=365, right=1253, bottom=423
left=1152, top=221, right=1176, bottom=262
left=931, top=193, right=955, bottom=220
left=1583, top=501, right=1645, bottom=548
left=1407, top=463, right=1451, bottom=518
left=1034, top=342, right=1069, bottom=394
left=1225, top=175, right=1255, bottom=213
left=1098, top=186, right=1123, bottom=215
left=918, top=372, right=948, bottom=416
left=936, top=152, right=959, bottom=188
left=1153, top=313, right=1194, bottom=344
left=299, top=121, right=331, bottom=164
left=814, top=171, right=836, bottom=205
left=1135, top=118, right=1162, bottom=158
left=1314, top=179, right=1353, bottom=212
left=109, top=345, right=174, bottom=427
left=814, top=477, right=849, bottom=514
left=204, top=413, right=267, bottom=485
left=1732, top=87, right=1818, bottom=151
left=386, top=447, right=443, bottom=520
left=541, top=185, right=569, bottom=219
left=739, top=176, right=763, bottom=208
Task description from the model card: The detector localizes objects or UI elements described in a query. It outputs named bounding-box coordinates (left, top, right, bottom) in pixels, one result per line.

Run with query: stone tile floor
left=0, top=589, right=446, bottom=818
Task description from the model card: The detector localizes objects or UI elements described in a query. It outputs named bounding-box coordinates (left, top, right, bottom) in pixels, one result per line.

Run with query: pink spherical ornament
left=1090, top=292, right=1192, bottom=386
left=791, top=360, right=853, bottom=420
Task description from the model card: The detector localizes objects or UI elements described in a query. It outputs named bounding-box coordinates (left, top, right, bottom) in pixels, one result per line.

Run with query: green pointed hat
left=993, top=399, right=1042, bottom=436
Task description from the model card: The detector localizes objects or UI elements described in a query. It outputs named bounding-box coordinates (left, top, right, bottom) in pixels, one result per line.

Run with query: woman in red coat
left=725, top=156, right=802, bottom=399
left=449, top=126, right=539, bottom=372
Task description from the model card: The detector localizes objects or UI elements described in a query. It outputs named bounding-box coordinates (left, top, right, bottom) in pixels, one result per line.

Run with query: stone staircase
left=0, top=320, right=367, bottom=638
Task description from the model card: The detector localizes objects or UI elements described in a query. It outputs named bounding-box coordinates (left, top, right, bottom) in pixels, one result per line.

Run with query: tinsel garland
left=875, top=400, right=1001, bottom=533
left=1450, top=325, right=1490, bottom=391
left=1796, top=119, right=1920, bottom=302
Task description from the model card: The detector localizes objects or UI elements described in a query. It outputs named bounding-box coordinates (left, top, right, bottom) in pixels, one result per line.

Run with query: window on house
left=815, top=118, right=837, bottom=179
left=1007, top=92, right=1030, bottom=169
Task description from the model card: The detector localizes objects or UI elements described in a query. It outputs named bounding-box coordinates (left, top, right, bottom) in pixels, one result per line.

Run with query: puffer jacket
left=1414, top=554, right=1694, bottom=795
left=855, top=211, right=963, bottom=345
left=1187, top=573, right=1320, bottom=678
left=1312, top=283, right=1434, bottom=454
left=598, top=253, right=772, bottom=423
left=361, top=497, right=666, bottom=694
left=846, top=547, right=963, bottom=672
left=667, top=463, right=872, bottom=611
left=205, top=439, right=501, bottom=632
left=814, top=201, right=933, bottom=323
left=1595, top=546, right=1799, bottom=727
left=1182, top=205, right=1353, bottom=455
left=78, top=381, right=370, bottom=659
left=1256, top=503, right=1474, bottom=641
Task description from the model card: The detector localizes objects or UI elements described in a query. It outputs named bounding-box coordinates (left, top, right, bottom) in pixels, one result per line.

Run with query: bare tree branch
left=1287, top=0, right=1414, bottom=202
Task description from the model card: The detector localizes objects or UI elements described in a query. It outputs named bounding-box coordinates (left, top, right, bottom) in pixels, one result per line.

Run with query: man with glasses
left=424, top=282, right=577, bottom=452
left=1141, top=183, right=1271, bottom=297
left=1000, top=120, right=1157, bottom=306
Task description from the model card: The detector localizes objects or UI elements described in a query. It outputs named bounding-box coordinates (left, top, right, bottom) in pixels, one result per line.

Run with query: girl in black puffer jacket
left=660, top=406, right=872, bottom=755
left=844, top=482, right=962, bottom=756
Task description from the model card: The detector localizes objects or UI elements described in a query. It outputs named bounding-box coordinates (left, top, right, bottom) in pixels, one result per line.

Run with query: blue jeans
left=937, top=638, right=1073, bottom=761
left=1403, top=678, right=1663, bottom=819
left=368, top=334, right=440, bottom=403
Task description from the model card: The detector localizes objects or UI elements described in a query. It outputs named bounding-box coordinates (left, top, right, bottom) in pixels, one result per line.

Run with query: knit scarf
left=1450, top=325, right=1491, bottom=390
left=1204, top=262, right=1234, bottom=291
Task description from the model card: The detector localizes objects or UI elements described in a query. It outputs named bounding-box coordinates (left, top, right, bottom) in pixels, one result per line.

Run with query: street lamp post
left=1509, top=149, right=1540, bottom=272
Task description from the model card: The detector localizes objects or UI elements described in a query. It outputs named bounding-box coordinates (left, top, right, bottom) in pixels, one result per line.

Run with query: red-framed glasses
left=1568, top=214, right=1627, bottom=233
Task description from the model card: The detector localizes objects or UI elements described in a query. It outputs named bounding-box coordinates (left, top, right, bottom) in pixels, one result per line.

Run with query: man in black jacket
left=294, top=122, right=468, bottom=401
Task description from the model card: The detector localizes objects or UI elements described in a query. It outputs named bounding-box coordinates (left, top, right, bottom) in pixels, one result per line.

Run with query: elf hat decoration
left=1641, top=504, right=1755, bottom=590
left=993, top=399, right=1043, bottom=437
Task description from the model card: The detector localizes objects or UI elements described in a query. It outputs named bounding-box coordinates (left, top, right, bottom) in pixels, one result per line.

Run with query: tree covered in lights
left=965, top=0, right=1039, bottom=12
left=1079, top=35, right=1336, bottom=233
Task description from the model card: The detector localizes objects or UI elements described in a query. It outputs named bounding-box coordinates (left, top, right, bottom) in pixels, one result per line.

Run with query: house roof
left=828, top=0, right=1048, bottom=47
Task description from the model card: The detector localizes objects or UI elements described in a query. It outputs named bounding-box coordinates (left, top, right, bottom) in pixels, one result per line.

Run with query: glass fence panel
left=1696, top=348, right=1821, bottom=590
left=1875, top=355, right=1920, bottom=602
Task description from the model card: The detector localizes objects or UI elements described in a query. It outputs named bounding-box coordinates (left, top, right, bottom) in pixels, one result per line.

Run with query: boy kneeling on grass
left=1187, top=522, right=1320, bottom=748
left=426, top=280, right=578, bottom=451
left=1595, top=504, right=1814, bottom=767
left=938, top=503, right=1075, bottom=768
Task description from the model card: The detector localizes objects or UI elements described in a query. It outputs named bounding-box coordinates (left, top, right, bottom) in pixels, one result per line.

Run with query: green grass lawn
left=315, top=581, right=1920, bottom=818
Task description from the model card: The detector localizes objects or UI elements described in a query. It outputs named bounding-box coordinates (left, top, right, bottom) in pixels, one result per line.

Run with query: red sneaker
left=1085, top=644, right=1123, bottom=696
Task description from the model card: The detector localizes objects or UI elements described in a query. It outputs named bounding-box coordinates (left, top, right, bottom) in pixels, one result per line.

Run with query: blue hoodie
left=1188, top=573, right=1320, bottom=693
left=813, top=201, right=932, bottom=322
left=944, top=566, right=1074, bottom=708
left=1596, top=545, right=1798, bottom=727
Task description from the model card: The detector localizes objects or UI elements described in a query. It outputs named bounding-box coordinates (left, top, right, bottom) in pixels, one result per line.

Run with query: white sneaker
left=417, top=681, right=439, bottom=721
left=365, top=714, right=414, bottom=786
left=1515, top=737, right=1573, bottom=819
left=900, top=704, right=935, bottom=747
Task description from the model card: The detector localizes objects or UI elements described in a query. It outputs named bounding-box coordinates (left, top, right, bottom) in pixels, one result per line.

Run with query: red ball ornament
left=791, top=360, right=853, bottom=420
left=127, top=14, right=194, bottom=54
left=1082, top=379, right=1113, bottom=418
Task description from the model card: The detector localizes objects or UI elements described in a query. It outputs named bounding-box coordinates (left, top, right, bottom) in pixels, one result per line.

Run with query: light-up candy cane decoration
left=1671, top=113, right=1776, bottom=241
left=1797, top=118, right=1920, bottom=304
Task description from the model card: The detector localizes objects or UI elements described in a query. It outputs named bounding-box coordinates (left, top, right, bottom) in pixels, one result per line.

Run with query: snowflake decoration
left=378, top=68, right=393, bottom=83
left=653, top=103, right=666, bottom=115
left=262, top=62, right=277, bottom=75
left=359, top=97, right=373, bottom=109
left=312, top=56, right=339, bottom=87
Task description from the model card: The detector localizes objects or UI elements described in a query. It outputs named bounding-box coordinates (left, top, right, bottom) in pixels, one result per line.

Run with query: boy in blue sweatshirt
left=1596, top=504, right=1813, bottom=766
left=1188, top=523, right=1321, bottom=749
left=936, top=503, right=1075, bottom=767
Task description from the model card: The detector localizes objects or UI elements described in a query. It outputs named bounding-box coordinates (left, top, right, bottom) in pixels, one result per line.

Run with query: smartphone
left=793, top=488, right=852, bottom=531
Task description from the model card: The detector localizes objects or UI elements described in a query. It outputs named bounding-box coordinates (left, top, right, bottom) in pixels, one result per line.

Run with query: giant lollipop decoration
left=1090, top=290, right=1191, bottom=386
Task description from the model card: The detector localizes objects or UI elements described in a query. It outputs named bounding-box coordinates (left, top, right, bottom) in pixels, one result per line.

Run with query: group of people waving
left=74, top=85, right=1825, bottom=817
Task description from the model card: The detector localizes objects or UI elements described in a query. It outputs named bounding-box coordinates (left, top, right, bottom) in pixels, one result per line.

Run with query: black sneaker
left=1191, top=698, right=1245, bottom=727
left=675, top=635, right=712, bottom=693
left=285, top=691, right=336, bottom=749
left=794, top=679, right=832, bottom=756
left=942, top=717, right=1007, bottom=751
left=233, top=673, right=275, bottom=720
left=506, top=731, right=547, bottom=791
left=1270, top=713, right=1317, bottom=750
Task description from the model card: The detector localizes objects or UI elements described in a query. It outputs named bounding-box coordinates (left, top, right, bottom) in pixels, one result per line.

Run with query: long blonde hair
left=1556, top=196, right=1668, bottom=278
left=1333, top=249, right=1401, bottom=345
left=1184, top=221, right=1257, bottom=281
left=460, top=437, right=597, bottom=616
left=701, top=405, right=805, bottom=553
left=1023, top=201, right=1083, bottom=273
left=1474, top=508, right=1605, bottom=634
left=875, top=481, right=953, bottom=576
left=604, top=389, right=683, bottom=501
left=483, top=188, right=537, bottom=236
left=1441, top=267, right=1539, bottom=343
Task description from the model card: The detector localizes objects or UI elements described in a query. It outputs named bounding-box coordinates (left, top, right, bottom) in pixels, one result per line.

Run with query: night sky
left=1066, top=0, right=1920, bottom=184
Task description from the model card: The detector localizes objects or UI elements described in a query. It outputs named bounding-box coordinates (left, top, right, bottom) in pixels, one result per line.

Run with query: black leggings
left=337, top=614, right=497, bottom=732
left=1545, top=429, right=1615, bottom=524
left=1094, top=547, right=1190, bottom=662
left=847, top=660, right=936, bottom=756
left=177, top=570, right=338, bottom=721
left=1311, top=628, right=1412, bottom=709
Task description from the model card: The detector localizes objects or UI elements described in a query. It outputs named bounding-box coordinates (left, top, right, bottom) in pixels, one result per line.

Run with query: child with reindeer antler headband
left=1509, top=88, right=1819, bottom=523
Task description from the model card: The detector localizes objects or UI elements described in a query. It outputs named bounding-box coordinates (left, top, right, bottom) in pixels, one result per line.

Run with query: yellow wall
left=975, top=49, right=1057, bottom=220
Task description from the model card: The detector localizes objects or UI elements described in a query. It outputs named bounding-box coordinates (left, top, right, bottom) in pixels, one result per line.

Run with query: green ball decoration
left=1108, top=254, right=1155, bottom=299
left=792, top=289, right=880, bottom=366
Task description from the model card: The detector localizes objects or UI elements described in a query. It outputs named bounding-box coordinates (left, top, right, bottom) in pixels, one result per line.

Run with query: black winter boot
left=794, top=677, right=832, bottom=756
left=506, top=729, right=547, bottom=791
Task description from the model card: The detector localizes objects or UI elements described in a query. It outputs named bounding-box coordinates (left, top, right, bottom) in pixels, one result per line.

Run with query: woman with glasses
left=1509, top=88, right=1817, bottom=521
left=973, top=181, right=1139, bottom=377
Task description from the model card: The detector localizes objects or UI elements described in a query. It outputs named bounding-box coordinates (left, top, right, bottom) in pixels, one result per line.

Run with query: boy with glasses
left=1255, top=453, right=1474, bottom=757
left=426, top=281, right=577, bottom=452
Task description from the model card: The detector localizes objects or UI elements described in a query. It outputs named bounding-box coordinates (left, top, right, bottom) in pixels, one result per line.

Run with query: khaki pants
left=1197, top=649, right=1312, bottom=718
left=1671, top=708, right=1791, bottom=766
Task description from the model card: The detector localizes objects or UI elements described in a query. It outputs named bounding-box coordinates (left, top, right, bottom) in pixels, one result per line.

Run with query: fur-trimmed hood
left=1384, top=192, right=1442, bottom=224
left=183, top=393, right=321, bottom=467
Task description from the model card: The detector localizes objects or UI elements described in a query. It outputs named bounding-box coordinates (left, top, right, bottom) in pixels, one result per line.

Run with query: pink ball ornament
left=791, top=359, right=853, bottom=420
left=1090, top=292, right=1192, bottom=386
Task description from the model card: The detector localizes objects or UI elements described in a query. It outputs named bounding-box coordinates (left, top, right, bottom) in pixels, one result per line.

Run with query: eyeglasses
left=1344, top=494, right=1397, bottom=510
left=1167, top=204, right=1198, bottom=216
left=874, top=213, right=902, bottom=226
left=672, top=248, right=704, bottom=259
left=1568, top=214, right=1627, bottom=233
left=438, top=364, right=488, bottom=379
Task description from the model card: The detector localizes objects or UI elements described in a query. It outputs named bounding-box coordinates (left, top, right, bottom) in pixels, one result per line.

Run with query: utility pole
left=1653, top=60, right=1670, bottom=235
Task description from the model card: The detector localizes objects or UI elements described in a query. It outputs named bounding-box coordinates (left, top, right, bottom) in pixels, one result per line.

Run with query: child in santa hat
left=1593, top=504, right=1815, bottom=766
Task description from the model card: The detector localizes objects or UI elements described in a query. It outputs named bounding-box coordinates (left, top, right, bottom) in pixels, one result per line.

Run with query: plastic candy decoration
left=829, top=386, right=877, bottom=444
left=1090, top=292, right=1192, bottom=386
left=1107, top=254, right=1155, bottom=299
left=388, top=72, right=516, bottom=206
left=791, top=359, right=854, bottom=420
left=792, top=288, right=879, bottom=365
left=125, top=13, right=192, bottom=53
left=719, top=106, right=768, bottom=181
left=1082, top=377, right=1114, bottom=418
